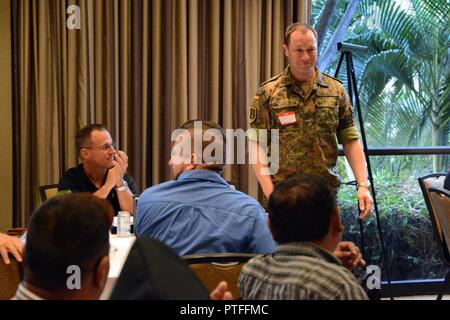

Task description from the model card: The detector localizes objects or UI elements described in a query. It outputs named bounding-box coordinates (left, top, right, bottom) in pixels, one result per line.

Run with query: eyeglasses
left=82, top=142, right=117, bottom=151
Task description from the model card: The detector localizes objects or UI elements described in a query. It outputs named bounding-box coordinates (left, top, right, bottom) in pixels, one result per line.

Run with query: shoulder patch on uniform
left=322, top=73, right=343, bottom=84
left=249, top=107, right=257, bottom=124
left=261, top=73, right=283, bottom=86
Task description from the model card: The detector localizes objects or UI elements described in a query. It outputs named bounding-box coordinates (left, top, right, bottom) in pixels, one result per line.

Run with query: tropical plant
left=347, top=0, right=450, bottom=171
left=312, top=0, right=449, bottom=171
left=312, top=0, right=450, bottom=283
left=338, top=167, right=448, bottom=281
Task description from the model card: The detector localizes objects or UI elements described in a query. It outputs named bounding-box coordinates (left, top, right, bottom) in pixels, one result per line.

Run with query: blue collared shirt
left=135, top=170, right=276, bottom=256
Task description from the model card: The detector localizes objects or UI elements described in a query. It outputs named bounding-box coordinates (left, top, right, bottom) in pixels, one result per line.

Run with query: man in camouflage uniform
left=249, top=23, right=373, bottom=219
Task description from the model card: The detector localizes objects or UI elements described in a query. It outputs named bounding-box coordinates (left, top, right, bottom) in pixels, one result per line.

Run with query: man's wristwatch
left=357, top=181, right=371, bottom=190
left=115, top=180, right=129, bottom=192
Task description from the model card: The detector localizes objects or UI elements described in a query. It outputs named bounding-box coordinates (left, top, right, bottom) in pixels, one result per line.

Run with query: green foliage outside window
left=313, top=0, right=449, bottom=281
left=337, top=155, right=449, bottom=280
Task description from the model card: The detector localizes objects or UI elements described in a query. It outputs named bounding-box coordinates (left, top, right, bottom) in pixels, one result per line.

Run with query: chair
left=6, top=228, right=27, bottom=237
left=0, top=255, right=23, bottom=300
left=38, top=184, right=60, bottom=201
left=418, top=173, right=450, bottom=300
left=182, top=253, right=256, bottom=299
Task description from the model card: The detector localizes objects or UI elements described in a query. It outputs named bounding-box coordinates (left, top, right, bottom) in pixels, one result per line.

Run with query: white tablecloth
left=100, top=233, right=136, bottom=300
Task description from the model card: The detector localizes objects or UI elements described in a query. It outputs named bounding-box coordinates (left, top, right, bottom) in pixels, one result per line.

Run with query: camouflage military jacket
left=249, top=66, right=359, bottom=189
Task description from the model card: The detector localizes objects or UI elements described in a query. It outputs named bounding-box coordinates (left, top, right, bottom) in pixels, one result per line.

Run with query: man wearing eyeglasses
left=58, top=124, right=139, bottom=215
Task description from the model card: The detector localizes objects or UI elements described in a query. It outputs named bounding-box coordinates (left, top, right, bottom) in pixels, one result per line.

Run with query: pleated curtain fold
left=11, top=0, right=310, bottom=226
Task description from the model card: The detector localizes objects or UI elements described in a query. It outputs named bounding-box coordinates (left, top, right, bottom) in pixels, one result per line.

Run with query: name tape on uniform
left=277, top=111, right=296, bottom=126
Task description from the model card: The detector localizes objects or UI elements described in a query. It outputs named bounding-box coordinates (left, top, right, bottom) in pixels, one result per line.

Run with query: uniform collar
left=282, top=66, right=329, bottom=89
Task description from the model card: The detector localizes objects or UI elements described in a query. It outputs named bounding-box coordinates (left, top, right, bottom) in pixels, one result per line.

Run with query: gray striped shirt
left=12, top=282, right=44, bottom=300
left=239, top=242, right=368, bottom=300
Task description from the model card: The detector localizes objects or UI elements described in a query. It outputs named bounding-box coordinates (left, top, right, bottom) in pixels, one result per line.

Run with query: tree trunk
left=317, top=0, right=361, bottom=72
left=431, top=99, right=443, bottom=172
left=315, top=0, right=338, bottom=52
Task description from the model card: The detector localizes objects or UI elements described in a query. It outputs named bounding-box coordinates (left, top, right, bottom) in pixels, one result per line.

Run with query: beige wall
left=0, top=0, right=13, bottom=232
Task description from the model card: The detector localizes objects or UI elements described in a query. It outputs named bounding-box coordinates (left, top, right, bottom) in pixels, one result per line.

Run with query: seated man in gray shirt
left=239, top=175, right=368, bottom=300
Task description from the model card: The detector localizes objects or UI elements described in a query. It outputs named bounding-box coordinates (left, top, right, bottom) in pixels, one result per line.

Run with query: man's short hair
left=268, top=175, right=337, bottom=243
left=284, top=22, right=318, bottom=45
left=176, top=120, right=226, bottom=172
left=75, top=124, right=108, bottom=152
left=24, top=193, right=114, bottom=290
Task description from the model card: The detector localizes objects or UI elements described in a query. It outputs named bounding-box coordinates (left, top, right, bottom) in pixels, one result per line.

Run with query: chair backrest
left=418, top=173, right=450, bottom=264
left=182, top=253, right=257, bottom=299
left=0, top=256, right=23, bottom=300
left=7, top=228, right=27, bottom=237
left=38, top=184, right=60, bottom=202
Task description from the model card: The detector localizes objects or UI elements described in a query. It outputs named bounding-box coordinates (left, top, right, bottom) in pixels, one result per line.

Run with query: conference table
left=100, top=233, right=136, bottom=300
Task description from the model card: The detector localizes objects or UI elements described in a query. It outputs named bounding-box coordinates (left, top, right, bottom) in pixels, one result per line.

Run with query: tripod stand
left=334, top=42, right=393, bottom=299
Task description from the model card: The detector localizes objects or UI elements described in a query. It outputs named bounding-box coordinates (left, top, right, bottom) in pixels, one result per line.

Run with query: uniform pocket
left=315, top=96, right=339, bottom=131
left=269, top=99, right=299, bottom=129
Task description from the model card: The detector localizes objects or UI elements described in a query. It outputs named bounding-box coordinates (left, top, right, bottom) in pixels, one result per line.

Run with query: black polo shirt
left=58, top=164, right=139, bottom=215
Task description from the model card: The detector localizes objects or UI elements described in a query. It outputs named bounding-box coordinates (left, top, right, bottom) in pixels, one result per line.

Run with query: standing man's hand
left=343, top=139, right=373, bottom=219
left=357, top=187, right=373, bottom=219
left=249, top=141, right=275, bottom=199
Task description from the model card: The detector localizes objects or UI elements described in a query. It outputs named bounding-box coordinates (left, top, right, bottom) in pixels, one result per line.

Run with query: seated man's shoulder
left=58, top=165, right=85, bottom=191
left=241, top=254, right=265, bottom=268
left=310, top=258, right=366, bottom=295
left=61, top=164, right=82, bottom=176
left=241, top=255, right=365, bottom=300
left=139, top=180, right=179, bottom=199
left=243, top=253, right=354, bottom=282
left=224, top=189, right=265, bottom=213
left=226, top=187, right=255, bottom=200
left=320, top=72, right=346, bottom=93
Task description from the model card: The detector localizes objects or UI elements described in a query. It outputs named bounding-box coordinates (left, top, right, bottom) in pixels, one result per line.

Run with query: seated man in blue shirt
left=135, top=120, right=276, bottom=256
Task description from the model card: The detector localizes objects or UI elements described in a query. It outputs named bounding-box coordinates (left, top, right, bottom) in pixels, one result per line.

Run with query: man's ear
left=190, top=153, right=197, bottom=165
left=79, top=148, right=89, bottom=160
left=188, top=153, right=199, bottom=170
left=268, top=217, right=276, bottom=240
left=282, top=44, right=289, bottom=58
left=94, top=256, right=109, bottom=290
left=331, top=207, right=344, bottom=234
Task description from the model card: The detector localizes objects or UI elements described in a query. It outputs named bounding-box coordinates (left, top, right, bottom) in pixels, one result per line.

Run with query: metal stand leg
left=334, top=42, right=394, bottom=300
left=437, top=271, right=450, bottom=300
